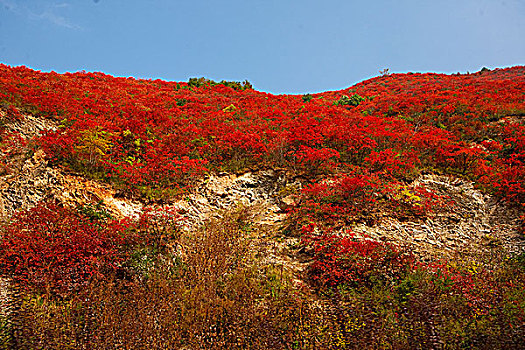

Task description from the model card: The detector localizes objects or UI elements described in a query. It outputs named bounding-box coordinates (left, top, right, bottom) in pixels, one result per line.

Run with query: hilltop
left=0, top=65, right=524, bottom=349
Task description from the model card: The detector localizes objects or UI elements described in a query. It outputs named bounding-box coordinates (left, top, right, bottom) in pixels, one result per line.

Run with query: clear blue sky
left=0, top=0, right=523, bottom=94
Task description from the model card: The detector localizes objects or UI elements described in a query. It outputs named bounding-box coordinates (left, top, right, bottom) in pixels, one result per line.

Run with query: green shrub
left=188, top=77, right=253, bottom=91
left=335, top=94, right=365, bottom=107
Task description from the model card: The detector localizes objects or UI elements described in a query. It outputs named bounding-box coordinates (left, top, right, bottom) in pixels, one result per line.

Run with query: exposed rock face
left=172, top=170, right=295, bottom=229
left=4, top=113, right=58, bottom=140
left=353, top=174, right=524, bottom=258
left=0, top=151, right=143, bottom=222
left=1, top=111, right=59, bottom=221
left=0, top=149, right=59, bottom=220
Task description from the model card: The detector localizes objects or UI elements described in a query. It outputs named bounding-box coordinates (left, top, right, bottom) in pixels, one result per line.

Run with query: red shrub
left=364, top=148, right=419, bottom=178
left=0, top=202, right=135, bottom=291
left=296, top=173, right=380, bottom=226
left=1, top=64, right=524, bottom=210
left=303, top=226, right=414, bottom=288
left=294, top=145, right=340, bottom=174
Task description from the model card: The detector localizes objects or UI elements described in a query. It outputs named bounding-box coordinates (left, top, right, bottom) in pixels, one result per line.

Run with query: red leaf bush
left=0, top=202, right=135, bottom=291
left=295, top=173, right=380, bottom=227
left=302, top=224, right=414, bottom=288
left=1, top=64, right=524, bottom=212
left=292, top=172, right=445, bottom=229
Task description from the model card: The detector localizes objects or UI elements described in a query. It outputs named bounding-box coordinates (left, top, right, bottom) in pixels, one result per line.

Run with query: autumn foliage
left=0, top=64, right=524, bottom=204
left=1, top=65, right=525, bottom=348
left=0, top=202, right=136, bottom=292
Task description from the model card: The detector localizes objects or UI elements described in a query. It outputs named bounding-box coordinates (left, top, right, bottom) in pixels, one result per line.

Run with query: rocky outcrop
left=172, top=170, right=294, bottom=228
left=353, top=174, right=524, bottom=258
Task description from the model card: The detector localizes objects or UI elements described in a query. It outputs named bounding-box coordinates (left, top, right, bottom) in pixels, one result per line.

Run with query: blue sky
left=0, top=0, right=523, bottom=94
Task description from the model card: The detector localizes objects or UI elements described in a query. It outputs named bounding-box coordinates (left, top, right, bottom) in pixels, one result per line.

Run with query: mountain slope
left=0, top=65, right=524, bottom=349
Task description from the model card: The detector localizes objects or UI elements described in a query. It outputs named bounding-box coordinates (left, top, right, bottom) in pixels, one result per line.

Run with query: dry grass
left=1, top=205, right=524, bottom=349
left=0, top=206, right=327, bottom=349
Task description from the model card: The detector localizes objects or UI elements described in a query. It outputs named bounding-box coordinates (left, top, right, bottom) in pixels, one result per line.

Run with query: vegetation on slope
left=1, top=65, right=524, bottom=203
left=0, top=65, right=524, bottom=348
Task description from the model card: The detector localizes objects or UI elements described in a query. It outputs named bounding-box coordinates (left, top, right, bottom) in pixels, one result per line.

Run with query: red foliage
left=294, top=145, right=340, bottom=174
left=0, top=202, right=135, bottom=291
left=364, top=148, right=419, bottom=178
left=296, top=173, right=380, bottom=226
left=0, top=64, right=523, bottom=212
left=294, top=171, right=446, bottom=228
left=424, top=261, right=476, bottom=295
left=302, top=225, right=414, bottom=287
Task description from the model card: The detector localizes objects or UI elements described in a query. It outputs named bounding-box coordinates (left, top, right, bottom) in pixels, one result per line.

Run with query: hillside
left=0, top=65, right=524, bottom=349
